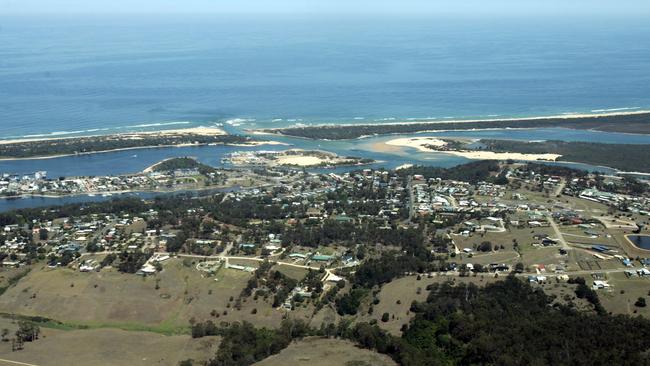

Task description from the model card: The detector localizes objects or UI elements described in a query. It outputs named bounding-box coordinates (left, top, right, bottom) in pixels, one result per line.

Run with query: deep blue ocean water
left=1, top=14, right=650, bottom=138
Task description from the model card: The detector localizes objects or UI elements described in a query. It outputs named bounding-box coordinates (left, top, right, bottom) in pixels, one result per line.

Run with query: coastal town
left=0, top=163, right=244, bottom=198
left=3, top=2, right=650, bottom=364
left=1, top=155, right=650, bottom=364
left=0, top=149, right=376, bottom=200
left=2, top=160, right=650, bottom=311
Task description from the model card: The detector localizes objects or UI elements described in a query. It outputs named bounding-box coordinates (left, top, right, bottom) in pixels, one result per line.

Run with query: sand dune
left=385, top=137, right=561, bottom=162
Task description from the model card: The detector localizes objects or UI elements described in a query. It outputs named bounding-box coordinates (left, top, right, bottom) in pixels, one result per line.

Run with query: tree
left=336, top=289, right=367, bottom=316
left=100, top=253, right=116, bottom=267
left=1, top=328, right=8, bottom=342
left=514, top=262, right=525, bottom=273
left=635, top=297, right=647, bottom=308
left=381, top=312, right=390, bottom=322
left=11, top=337, right=23, bottom=351
left=477, top=241, right=492, bottom=252
left=166, top=232, right=188, bottom=253
left=15, top=321, right=39, bottom=342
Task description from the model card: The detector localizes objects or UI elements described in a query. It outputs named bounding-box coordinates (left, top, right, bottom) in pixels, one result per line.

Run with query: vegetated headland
left=0, top=128, right=258, bottom=160
left=260, top=111, right=650, bottom=139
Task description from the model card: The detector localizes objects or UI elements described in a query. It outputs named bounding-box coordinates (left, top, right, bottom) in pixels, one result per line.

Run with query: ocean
left=1, top=14, right=650, bottom=138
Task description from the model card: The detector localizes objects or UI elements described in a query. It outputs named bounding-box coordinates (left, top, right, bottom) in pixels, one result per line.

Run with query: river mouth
left=626, top=235, right=650, bottom=250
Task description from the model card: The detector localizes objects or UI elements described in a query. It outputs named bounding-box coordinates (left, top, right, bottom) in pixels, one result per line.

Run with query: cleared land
left=253, top=337, right=396, bottom=366
left=358, top=275, right=501, bottom=336
left=0, top=259, right=292, bottom=332
left=0, top=319, right=219, bottom=366
left=597, top=272, right=650, bottom=316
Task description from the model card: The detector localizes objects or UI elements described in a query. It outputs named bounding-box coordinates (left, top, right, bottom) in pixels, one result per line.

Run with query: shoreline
left=257, top=110, right=650, bottom=131
left=0, top=127, right=227, bottom=145
left=3, top=109, right=649, bottom=145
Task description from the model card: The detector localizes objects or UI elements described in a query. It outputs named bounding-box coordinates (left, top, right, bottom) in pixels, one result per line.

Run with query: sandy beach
left=385, top=137, right=562, bottom=162
left=227, top=149, right=372, bottom=168
left=275, top=156, right=325, bottom=166
left=0, top=127, right=227, bottom=145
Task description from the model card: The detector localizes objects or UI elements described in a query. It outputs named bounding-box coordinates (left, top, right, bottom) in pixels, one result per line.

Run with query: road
left=547, top=213, right=570, bottom=250
left=0, top=359, right=39, bottom=366
left=177, top=253, right=347, bottom=283
left=407, top=176, right=415, bottom=221
left=81, top=246, right=634, bottom=284
left=553, top=179, right=567, bottom=197
left=80, top=249, right=346, bottom=284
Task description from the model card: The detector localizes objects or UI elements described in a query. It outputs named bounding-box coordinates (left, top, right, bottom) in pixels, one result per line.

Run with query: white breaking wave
left=406, top=117, right=438, bottom=121
left=225, top=118, right=256, bottom=126
left=125, top=121, right=191, bottom=128
left=14, top=127, right=111, bottom=139
left=4, top=121, right=196, bottom=140
left=591, top=107, right=641, bottom=113
left=21, top=130, right=89, bottom=138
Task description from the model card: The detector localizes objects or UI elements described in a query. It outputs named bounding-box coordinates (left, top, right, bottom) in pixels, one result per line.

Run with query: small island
left=224, top=149, right=375, bottom=168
